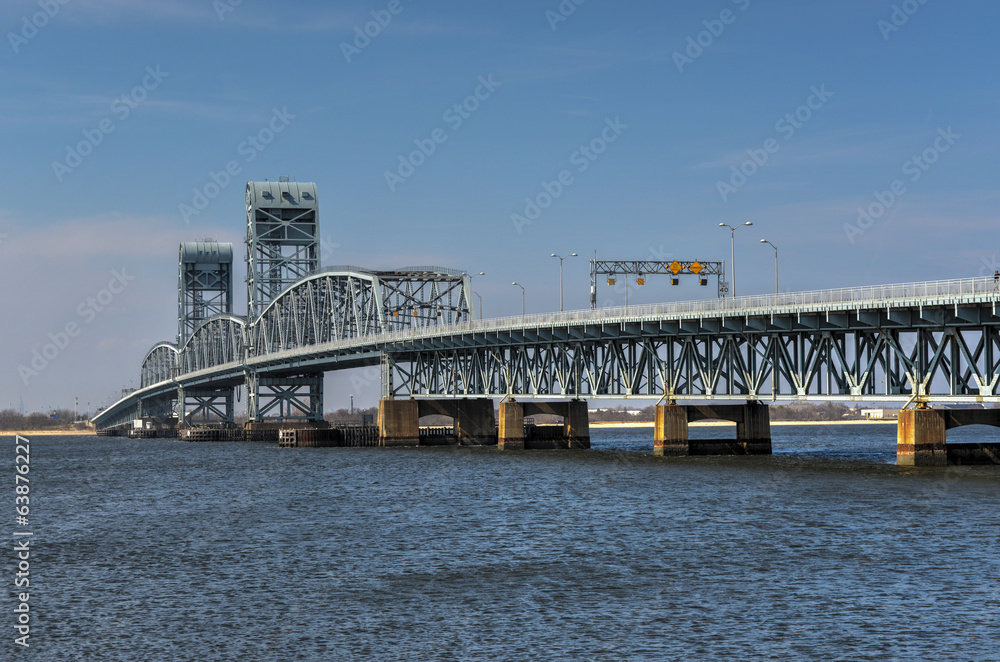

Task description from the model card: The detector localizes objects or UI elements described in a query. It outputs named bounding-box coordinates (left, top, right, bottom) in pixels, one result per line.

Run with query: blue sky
left=2, top=0, right=999, bottom=412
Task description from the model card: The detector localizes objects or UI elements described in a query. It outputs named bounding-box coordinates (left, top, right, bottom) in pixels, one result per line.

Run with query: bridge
left=92, top=180, right=1000, bottom=466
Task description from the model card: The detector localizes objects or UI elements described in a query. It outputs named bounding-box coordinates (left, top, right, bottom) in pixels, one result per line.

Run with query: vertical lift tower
left=176, top=241, right=235, bottom=426
left=244, top=179, right=324, bottom=423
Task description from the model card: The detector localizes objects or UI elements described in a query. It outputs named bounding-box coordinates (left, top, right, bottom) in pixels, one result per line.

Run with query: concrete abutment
left=654, top=402, right=772, bottom=457
left=897, top=406, right=1000, bottom=466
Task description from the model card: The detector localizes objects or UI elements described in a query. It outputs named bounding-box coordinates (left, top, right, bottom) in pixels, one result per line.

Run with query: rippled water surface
left=15, top=425, right=1000, bottom=660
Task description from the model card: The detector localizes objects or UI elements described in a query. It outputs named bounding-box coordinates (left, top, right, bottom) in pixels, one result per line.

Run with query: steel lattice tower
left=245, top=180, right=319, bottom=321
left=176, top=241, right=236, bottom=426
left=245, top=179, right=323, bottom=423
left=178, top=241, right=233, bottom=345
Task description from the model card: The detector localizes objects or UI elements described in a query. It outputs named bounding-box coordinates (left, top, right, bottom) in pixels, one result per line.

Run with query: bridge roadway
left=94, top=276, right=1000, bottom=431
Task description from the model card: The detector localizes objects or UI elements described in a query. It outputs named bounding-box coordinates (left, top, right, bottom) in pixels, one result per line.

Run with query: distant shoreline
left=590, top=419, right=898, bottom=428
left=2, top=429, right=95, bottom=436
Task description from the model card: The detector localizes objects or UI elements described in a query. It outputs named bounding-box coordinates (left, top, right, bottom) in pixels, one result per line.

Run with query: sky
left=2, top=0, right=999, bottom=414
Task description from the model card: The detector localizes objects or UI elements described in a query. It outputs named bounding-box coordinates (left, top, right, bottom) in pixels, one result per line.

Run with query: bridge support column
left=737, top=402, right=772, bottom=455
left=454, top=398, right=496, bottom=446
left=178, top=387, right=234, bottom=427
left=897, top=407, right=947, bottom=466
left=246, top=373, right=323, bottom=423
left=378, top=399, right=419, bottom=447
left=654, top=402, right=771, bottom=456
left=498, top=401, right=524, bottom=451
left=564, top=400, right=590, bottom=449
left=654, top=405, right=689, bottom=456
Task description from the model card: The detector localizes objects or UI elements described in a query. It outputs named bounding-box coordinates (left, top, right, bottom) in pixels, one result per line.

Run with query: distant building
left=861, top=408, right=899, bottom=420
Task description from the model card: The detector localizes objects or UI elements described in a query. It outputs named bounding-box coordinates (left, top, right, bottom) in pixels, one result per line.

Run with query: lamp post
left=760, top=239, right=778, bottom=295
left=718, top=221, right=753, bottom=298
left=467, top=271, right=485, bottom=319
left=550, top=253, right=578, bottom=312
left=759, top=238, right=780, bottom=400
left=511, top=282, right=525, bottom=319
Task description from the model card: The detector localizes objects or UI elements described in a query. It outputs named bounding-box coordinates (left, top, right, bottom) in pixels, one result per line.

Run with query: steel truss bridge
left=94, top=276, right=1000, bottom=429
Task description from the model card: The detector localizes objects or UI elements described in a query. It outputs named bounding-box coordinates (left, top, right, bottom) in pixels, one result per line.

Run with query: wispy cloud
left=0, top=212, right=240, bottom=263
left=2, top=0, right=354, bottom=31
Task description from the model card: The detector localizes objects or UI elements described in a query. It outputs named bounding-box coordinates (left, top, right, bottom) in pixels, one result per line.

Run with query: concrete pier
left=378, top=399, right=420, bottom=447
left=897, top=407, right=947, bottom=466
left=896, top=406, right=1000, bottom=465
left=418, top=398, right=496, bottom=446
left=653, top=405, right=689, bottom=456
left=654, top=402, right=772, bottom=456
left=497, top=400, right=590, bottom=450
left=498, top=400, right=524, bottom=450
left=377, top=398, right=497, bottom=447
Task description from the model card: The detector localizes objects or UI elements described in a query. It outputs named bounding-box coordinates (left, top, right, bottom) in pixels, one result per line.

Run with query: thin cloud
left=0, top=213, right=240, bottom=262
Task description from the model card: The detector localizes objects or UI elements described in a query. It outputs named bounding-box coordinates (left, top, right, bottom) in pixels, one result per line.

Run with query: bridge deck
left=93, top=277, right=1000, bottom=428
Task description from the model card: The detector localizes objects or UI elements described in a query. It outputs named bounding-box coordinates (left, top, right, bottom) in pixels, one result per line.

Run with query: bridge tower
left=178, top=241, right=233, bottom=344
left=244, top=180, right=324, bottom=424
left=177, top=241, right=236, bottom=426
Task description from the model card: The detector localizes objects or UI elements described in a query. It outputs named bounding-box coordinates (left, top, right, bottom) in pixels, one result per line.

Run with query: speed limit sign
left=718, top=281, right=730, bottom=296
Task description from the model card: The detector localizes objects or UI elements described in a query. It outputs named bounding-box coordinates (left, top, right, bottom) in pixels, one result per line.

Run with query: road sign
left=719, top=281, right=730, bottom=296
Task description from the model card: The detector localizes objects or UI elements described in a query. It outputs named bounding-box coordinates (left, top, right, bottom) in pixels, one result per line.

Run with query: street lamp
left=718, top=221, right=753, bottom=298
left=474, top=292, right=483, bottom=320
left=511, top=282, right=525, bottom=319
left=466, top=271, right=485, bottom=319
left=760, top=239, right=778, bottom=295
left=550, top=253, right=578, bottom=312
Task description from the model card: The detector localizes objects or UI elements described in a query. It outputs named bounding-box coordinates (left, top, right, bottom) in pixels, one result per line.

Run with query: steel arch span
left=179, top=314, right=246, bottom=374
left=249, top=266, right=472, bottom=357
left=141, top=343, right=179, bottom=388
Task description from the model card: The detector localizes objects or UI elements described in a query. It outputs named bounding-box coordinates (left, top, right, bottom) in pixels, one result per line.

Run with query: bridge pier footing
left=378, top=399, right=420, bottom=447
left=897, top=407, right=947, bottom=466
left=498, top=401, right=524, bottom=451
left=896, top=407, right=1000, bottom=465
left=418, top=398, right=496, bottom=446
left=653, top=405, right=689, bottom=456
left=499, top=400, right=590, bottom=450
left=654, top=402, right=772, bottom=456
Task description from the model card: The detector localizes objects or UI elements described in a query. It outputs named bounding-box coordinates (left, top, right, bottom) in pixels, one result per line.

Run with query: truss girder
left=141, top=343, right=179, bottom=388
left=385, top=324, right=1000, bottom=401
left=249, top=270, right=472, bottom=357
left=179, top=315, right=246, bottom=375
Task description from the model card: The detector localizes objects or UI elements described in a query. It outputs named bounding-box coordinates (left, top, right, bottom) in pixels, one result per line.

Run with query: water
left=12, top=425, right=1000, bottom=661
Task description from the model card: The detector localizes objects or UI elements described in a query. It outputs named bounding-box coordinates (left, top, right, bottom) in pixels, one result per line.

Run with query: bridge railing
left=357, top=276, right=999, bottom=347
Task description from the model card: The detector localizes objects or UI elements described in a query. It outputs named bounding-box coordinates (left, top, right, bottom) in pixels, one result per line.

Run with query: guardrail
left=319, top=276, right=1000, bottom=350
